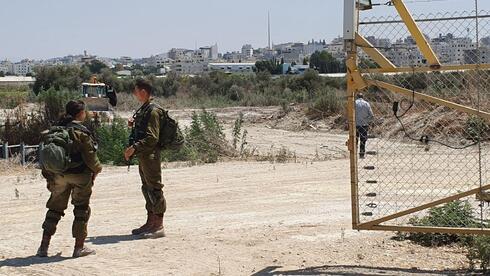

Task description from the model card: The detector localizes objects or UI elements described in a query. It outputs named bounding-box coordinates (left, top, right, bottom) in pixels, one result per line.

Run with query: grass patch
left=0, top=90, right=29, bottom=109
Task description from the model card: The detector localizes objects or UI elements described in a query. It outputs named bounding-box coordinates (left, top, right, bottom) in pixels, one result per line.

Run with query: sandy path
left=0, top=160, right=470, bottom=276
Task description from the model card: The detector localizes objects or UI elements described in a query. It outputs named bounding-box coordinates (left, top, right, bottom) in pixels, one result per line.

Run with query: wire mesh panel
left=351, top=3, right=490, bottom=233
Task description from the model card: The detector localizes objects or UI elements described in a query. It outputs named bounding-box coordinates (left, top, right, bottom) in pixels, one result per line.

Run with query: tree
left=114, top=63, right=124, bottom=71
left=309, top=51, right=345, bottom=73
left=303, top=57, right=309, bottom=65
left=85, top=60, right=108, bottom=74
left=0, top=71, right=4, bottom=77
left=255, top=60, right=282, bottom=75
left=359, top=57, right=379, bottom=69
left=33, top=65, right=91, bottom=95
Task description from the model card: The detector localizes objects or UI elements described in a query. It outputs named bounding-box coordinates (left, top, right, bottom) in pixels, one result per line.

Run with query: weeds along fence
left=348, top=2, right=490, bottom=235
left=1, top=142, right=40, bottom=166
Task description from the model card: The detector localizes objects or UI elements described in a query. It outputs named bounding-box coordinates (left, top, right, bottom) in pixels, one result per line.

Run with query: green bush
left=160, top=144, right=198, bottom=163
left=94, top=110, right=237, bottom=165
left=96, top=117, right=132, bottom=166
left=0, top=107, right=48, bottom=145
left=310, top=88, right=344, bottom=116
left=33, top=65, right=91, bottom=95
left=161, top=110, right=235, bottom=164
left=466, top=116, right=490, bottom=142
left=402, top=200, right=476, bottom=246
left=185, top=110, right=229, bottom=163
left=232, top=113, right=244, bottom=150
left=37, top=88, right=79, bottom=123
left=467, top=235, right=490, bottom=271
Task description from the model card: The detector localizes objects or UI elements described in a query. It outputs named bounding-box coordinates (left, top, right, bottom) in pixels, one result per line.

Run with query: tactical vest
left=132, top=102, right=155, bottom=143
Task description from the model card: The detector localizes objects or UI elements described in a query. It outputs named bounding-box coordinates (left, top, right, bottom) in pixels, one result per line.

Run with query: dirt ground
left=0, top=106, right=478, bottom=275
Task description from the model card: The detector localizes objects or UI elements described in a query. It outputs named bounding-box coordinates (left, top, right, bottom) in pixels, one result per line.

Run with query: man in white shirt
left=355, top=93, right=374, bottom=159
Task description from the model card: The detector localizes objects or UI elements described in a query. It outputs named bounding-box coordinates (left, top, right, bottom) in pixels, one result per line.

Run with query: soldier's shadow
left=87, top=234, right=142, bottom=245
left=0, top=254, right=70, bottom=267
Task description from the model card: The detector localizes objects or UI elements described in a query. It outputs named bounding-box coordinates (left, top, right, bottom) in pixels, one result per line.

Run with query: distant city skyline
left=1, top=0, right=489, bottom=61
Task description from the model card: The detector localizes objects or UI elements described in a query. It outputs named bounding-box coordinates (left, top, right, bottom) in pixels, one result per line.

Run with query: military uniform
left=132, top=101, right=167, bottom=216
left=40, top=121, right=102, bottom=242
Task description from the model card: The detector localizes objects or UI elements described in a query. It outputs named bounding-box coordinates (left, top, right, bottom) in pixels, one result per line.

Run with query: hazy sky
left=1, top=0, right=489, bottom=61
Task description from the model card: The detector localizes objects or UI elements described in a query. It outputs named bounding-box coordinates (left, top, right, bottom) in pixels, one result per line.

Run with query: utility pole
left=344, top=0, right=360, bottom=230
left=268, top=11, right=271, bottom=50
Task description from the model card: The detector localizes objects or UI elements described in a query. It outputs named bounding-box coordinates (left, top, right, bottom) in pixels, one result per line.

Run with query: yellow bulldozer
left=81, top=76, right=117, bottom=112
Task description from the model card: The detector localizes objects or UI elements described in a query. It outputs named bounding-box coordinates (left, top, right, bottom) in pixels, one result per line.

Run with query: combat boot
left=142, top=214, right=165, bottom=239
left=72, top=237, right=96, bottom=258
left=36, top=234, right=51, bottom=257
left=131, top=213, right=153, bottom=235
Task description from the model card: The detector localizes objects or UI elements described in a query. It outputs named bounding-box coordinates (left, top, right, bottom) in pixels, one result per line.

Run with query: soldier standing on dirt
left=37, top=100, right=102, bottom=258
left=125, top=79, right=166, bottom=238
left=355, top=93, right=374, bottom=159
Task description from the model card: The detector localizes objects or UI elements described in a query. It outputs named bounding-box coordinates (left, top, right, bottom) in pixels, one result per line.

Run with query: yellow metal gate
left=345, top=0, right=490, bottom=234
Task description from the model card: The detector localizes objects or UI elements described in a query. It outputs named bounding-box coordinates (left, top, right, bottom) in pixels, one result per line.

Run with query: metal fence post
left=3, top=142, right=7, bottom=160
left=20, top=143, right=25, bottom=166
left=39, top=143, right=44, bottom=166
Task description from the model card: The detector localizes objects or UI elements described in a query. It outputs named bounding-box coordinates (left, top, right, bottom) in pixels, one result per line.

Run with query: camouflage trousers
left=138, top=150, right=166, bottom=215
left=41, top=172, right=93, bottom=239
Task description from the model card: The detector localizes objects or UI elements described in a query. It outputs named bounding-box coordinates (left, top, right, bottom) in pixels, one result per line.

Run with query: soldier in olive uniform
left=37, top=100, right=102, bottom=258
left=125, top=79, right=166, bottom=237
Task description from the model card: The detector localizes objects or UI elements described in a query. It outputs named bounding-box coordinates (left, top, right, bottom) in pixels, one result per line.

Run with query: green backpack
left=39, top=126, right=83, bottom=174
left=152, top=105, right=185, bottom=150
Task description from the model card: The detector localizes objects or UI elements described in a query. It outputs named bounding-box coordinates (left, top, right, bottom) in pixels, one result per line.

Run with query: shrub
left=467, top=235, right=490, bottom=271
left=466, top=116, right=490, bottom=142
left=232, top=113, right=244, bottom=150
left=184, top=110, right=230, bottom=163
left=275, top=146, right=294, bottom=163
left=0, top=106, right=48, bottom=145
left=161, top=109, right=236, bottom=164
left=96, top=117, right=132, bottom=166
left=37, top=88, right=79, bottom=123
left=33, top=65, right=91, bottom=95
left=305, top=88, right=344, bottom=118
left=401, top=200, right=476, bottom=246
left=160, top=144, right=198, bottom=163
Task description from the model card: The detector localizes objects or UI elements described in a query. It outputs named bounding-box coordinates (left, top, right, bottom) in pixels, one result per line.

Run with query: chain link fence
left=352, top=3, right=490, bottom=233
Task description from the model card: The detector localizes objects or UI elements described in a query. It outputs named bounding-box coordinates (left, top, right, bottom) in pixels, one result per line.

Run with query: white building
left=208, top=63, right=255, bottom=74
left=241, top=44, right=254, bottom=58
left=326, top=37, right=346, bottom=62
left=464, top=47, right=490, bottom=64
left=168, top=48, right=188, bottom=60
left=282, top=51, right=305, bottom=64
left=447, top=37, right=475, bottom=64
left=149, top=54, right=174, bottom=67
left=0, top=60, right=13, bottom=74
left=13, top=60, right=34, bottom=76
left=304, top=40, right=326, bottom=56
left=199, top=44, right=218, bottom=60
left=385, top=43, right=425, bottom=66
left=171, top=59, right=209, bottom=75
left=223, top=52, right=244, bottom=63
